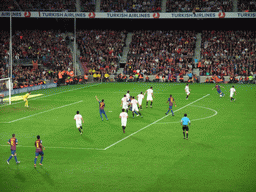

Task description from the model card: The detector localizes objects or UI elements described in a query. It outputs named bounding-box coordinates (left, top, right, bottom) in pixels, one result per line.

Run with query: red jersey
left=9, top=137, right=17, bottom=150
left=35, top=139, right=42, bottom=152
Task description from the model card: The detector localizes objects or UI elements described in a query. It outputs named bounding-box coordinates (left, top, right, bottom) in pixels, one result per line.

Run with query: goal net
left=0, top=78, right=12, bottom=105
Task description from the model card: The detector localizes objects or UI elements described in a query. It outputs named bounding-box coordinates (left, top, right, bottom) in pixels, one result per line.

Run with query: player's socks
left=100, top=114, right=103, bottom=120
left=78, top=128, right=81, bottom=133
left=171, top=110, right=174, bottom=116
left=40, top=157, right=44, bottom=164
left=166, top=109, right=170, bottom=114
left=14, top=156, right=18, bottom=163
left=134, top=111, right=138, bottom=115
left=132, top=112, right=134, bottom=118
left=7, top=156, right=13, bottom=162
left=183, top=132, right=185, bottom=138
left=146, top=101, right=148, bottom=107
left=150, top=101, right=153, bottom=107
left=34, top=158, right=37, bottom=164
left=186, top=133, right=188, bottom=139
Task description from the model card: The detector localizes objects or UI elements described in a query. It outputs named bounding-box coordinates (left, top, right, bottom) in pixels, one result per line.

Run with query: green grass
left=0, top=82, right=256, bottom=192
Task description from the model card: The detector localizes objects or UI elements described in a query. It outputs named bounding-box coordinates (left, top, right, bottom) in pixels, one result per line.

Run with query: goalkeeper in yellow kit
left=23, top=92, right=31, bottom=107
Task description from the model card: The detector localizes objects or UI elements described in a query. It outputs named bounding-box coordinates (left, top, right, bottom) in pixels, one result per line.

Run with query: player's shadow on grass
left=34, top=167, right=54, bottom=186
left=81, top=135, right=94, bottom=143
left=7, top=166, right=26, bottom=183
left=129, top=136, right=144, bottom=142
left=191, top=140, right=213, bottom=149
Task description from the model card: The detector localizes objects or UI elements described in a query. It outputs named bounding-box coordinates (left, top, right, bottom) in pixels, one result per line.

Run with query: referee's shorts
left=182, top=125, right=189, bottom=131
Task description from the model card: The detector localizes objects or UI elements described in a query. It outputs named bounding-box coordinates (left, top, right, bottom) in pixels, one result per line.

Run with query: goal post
left=0, top=78, right=12, bottom=105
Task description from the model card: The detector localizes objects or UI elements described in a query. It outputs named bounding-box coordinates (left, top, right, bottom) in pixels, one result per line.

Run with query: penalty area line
left=103, top=94, right=210, bottom=150
left=7, top=100, right=83, bottom=123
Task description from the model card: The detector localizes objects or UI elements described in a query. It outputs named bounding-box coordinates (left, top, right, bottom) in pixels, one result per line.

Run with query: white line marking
left=104, top=94, right=210, bottom=150
left=0, top=145, right=105, bottom=150
left=0, top=83, right=101, bottom=108
left=7, top=100, right=83, bottom=123
left=155, top=105, right=218, bottom=124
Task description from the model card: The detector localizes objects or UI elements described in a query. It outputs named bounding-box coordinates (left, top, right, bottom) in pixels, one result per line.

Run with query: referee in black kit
left=181, top=113, right=191, bottom=140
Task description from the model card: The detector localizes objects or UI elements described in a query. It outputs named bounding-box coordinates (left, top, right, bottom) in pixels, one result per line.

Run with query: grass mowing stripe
left=7, top=100, right=83, bottom=123
left=104, top=94, right=210, bottom=150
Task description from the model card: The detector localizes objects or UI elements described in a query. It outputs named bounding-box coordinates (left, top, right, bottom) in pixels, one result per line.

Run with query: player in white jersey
left=130, top=96, right=143, bottom=118
left=126, top=91, right=130, bottom=99
left=121, top=95, right=129, bottom=112
left=229, top=86, right=236, bottom=102
left=137, top=92, right=144, bottom=110
left=144, top=87, right=154, bottom=108
left=74, top=111, right=84, bottom=135
left=119, top=109, right=128, bottom=133
left=185, top=84, right=191, bottom=100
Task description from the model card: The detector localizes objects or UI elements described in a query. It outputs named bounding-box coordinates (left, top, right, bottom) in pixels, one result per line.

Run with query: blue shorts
left=35, top=151, right=44, bottom=156
left=100, top=109, right=105, bottom=114
left=217, top=90, right=222, bottom=94
left=169, top=106, right=173, bottom=110
left=11, top=150, right=16, bottom=155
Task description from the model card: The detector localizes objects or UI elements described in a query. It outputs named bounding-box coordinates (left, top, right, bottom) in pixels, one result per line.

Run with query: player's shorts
left=121, top=120, right=127, bottom=127
left=186, top=91, right=190, bottom=95
left=100, top=109, right=106, bottom=114
left=35, top=151, right=44, bottom=156
left=217, top=90, right=222, bottom=94
left=122, top=104, right=128, bottom=110
left=182, top=125, right=189, bottom=131
left=132, top=106, right=139, bottom=112
left=138, top=100, right=142, bottom=106
left=23, top=97, right=27, bottom=101
left=147, top=96, right=153, bottom=101
left=11, top=150, right=16, bottom=155
left=230, top=93, right=234, bottom=97
left=169, top=105, right=173, bottom=110
left=76, top=122, right=82, bottom=128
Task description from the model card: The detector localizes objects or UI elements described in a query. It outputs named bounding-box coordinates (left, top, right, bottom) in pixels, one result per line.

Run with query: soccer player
left=144, top=87, right=154, bottom=108
left=212, top=84, right=225, bottom=97
left=23, top=91, right=31, bottom=107
left=165, top=94, right=176, bottom=116
left=185, top=84, right=191, bottom=100
left=137, top=92, right=144, bottom=110
left=181, top=113, right=191, bottom=140
left=126, top=91, right=130, bottom=99
left=119, top=109, right=128, bottom=133
left=34, top=135, right=45, bottom=168
left=121, top=95, right=129, bottom=113
left=95, top=96, right=108, bottom=121
left=131, top=96, right=143, bottom=118
left=230, top=86, right=236, bottom=102
left=74, top=111, right=84, bottom=135
left=7, top=134, right=20, bottom=165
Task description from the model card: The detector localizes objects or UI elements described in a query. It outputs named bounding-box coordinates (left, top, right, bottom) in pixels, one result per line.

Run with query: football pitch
left=0, top=82, right=256, bottom=192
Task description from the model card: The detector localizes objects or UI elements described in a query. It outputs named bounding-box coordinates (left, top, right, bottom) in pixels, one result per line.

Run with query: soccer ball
left=220, top=95, right=223, bottom=97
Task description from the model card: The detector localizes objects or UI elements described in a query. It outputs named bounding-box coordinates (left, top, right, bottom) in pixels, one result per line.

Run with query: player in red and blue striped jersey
left=95, top=96, right=108, bottom=121
left=34, top=135, right=45, bottom=168
left=7, top=134, right=20, bottom=164
left=165, top=95, right=177, bottom=116
left=212, top=84, right=225, bottom=97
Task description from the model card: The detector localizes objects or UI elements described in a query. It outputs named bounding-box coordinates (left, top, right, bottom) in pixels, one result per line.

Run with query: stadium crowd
left=166, top=0, right=233, bottom=12
left=123, top=30, right=196, bottom=81
left=77, top=30, right=127, bottom=76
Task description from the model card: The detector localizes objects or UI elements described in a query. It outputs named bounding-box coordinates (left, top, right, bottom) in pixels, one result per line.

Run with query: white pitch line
left=0, top=83, right=101, bottom=108
left=104, top=94, right=210, bottom=150
left=0, top=144, right=105, bottom=150
left=155, top=105, right=218, bottom=124
left=7, top=100, right=83, bottom=123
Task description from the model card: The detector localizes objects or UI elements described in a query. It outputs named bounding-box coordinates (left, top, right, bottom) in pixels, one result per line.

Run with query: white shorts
left=230, top=93, right=234, bottom=97
left=121, top=120, right=127, bottom=127
left=138, top=100, right=142, bottom=106
left=123, top=104, right=128, bottom=110
left=147, top=96, right=153, bottom=101
left=76, top=122, right=82, bottom=128
left=132, top=106, right=139, bottom=112
left=186, top=91, right=190, bottom=95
